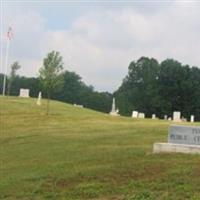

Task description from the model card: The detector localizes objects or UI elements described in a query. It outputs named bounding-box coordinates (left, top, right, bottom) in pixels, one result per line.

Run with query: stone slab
left=138, top=113, right=145, bottom=118
left=110, top=112, right=119, bottom=116
left=168, top=125, right=200, bottom=145
left=173, top=111, right=181, bottom=122
left=19, top=88, right=30, bottom=98
left=153, top=143, right=200, bottom=154
left=132, top=111, right=138, bottom=118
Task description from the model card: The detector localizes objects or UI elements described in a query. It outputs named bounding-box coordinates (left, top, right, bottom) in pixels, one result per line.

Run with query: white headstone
left=37, top=92, right=42, bottom=106
left=152, top=114, right=156, bottom=119
left=173, top=111, right=181, bottom=122
left=19, top=88, right=30, bottom=98
left=138, top=113, right=145, bottom=119
left=74, top=104, right=83, bottom=108
left=111, top=98, right=116, bottom=113
left=164, top=115, right=168, bottom=120
left=191, top=115, right=195, bottom=123
left=132, top=111, right=138, bottom=118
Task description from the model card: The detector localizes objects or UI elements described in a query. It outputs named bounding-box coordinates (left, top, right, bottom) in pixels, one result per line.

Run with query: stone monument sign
left=168, top=125, right=200, bottom=145
left=153, top=125, right=200, bottom=154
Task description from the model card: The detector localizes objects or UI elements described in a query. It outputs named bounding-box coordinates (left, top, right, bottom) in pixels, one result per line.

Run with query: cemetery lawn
left=1, top=96, right=200, bottom=200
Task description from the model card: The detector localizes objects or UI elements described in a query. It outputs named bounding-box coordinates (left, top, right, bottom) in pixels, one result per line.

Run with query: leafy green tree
left=7, top=62, right=21, bottom=96
left=39, top=51, right=64, bottom=114
left=189, top=67, right=200, bottom=120
left=52, top=70, right=112, bottom=113
left=53, top=71, right=84, bottom=104
left=158, top=59, right=200, bottom=120
left=0, top=73, right=4, bottom=94
left=115, top=57, right=160, bottom=116
left=116, top=57, right=200, bottom=120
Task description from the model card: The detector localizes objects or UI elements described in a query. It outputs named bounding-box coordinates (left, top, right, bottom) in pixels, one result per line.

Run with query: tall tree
left=7, top=62, right=21, bottom=96
left=39, top=51, right=64, bottom=114
left=115, top=57, right=200, bottom=120
left=158, top=59, right=200, bottom=120
left=115, top=57, right=160, bottom=116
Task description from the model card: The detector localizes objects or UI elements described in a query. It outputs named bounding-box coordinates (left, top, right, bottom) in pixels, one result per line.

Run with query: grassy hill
left=1, top=96, right=200, bottom=200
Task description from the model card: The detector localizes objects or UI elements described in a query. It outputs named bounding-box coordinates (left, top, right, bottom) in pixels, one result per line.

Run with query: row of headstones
left=132, top=111, right=145, bottom=118
left=19, top=92, right=196, bottom=122
left=132, top=110, right=195, bottom=122
left=19, top=88, right=85, bottom=108
left=171, top=111, right=195, bottom=122
left=19, top=88, right=42, bottom=106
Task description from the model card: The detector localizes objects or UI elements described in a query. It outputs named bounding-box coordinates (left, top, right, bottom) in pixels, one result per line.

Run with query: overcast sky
left=1, top=0, right=200, bottom=92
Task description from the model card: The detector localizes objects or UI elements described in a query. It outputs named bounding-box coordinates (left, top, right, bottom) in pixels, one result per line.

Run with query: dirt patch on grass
left=97, top=163, right=167, bottom=186
left=94, top=195, right=124, bottom=200
left=41, top=163, right=167, bottom=192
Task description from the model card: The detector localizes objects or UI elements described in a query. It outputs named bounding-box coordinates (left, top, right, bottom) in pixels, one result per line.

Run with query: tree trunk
left=47, top=92, right=50, bottom=115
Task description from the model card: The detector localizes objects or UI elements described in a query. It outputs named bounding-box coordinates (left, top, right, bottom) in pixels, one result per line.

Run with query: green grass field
left=1, top=96, right=200, bottom=200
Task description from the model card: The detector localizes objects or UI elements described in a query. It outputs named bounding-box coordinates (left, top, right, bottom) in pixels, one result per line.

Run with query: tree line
left=0, top=71, right=112, bottom=113
left=1, top=53, right=200, bottom=120
left=114, top=57, right=200, bottom=121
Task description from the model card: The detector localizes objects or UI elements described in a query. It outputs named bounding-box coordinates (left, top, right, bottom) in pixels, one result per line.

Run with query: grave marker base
left=153, top=143, right=200, bottom=154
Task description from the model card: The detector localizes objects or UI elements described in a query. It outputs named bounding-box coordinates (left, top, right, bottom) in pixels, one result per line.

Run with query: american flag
left=7, top=27, right=13, bottom=40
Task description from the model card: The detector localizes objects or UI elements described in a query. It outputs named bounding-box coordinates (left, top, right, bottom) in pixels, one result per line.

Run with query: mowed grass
left=1, top=96, right=200, bottom=200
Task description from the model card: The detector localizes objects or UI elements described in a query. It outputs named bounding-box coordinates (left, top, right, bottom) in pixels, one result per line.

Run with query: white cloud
left=1, top=2, right=200, bottom=92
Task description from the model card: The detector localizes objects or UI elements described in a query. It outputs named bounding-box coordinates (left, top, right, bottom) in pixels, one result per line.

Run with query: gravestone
left=153, top=125, right=200, bottom=154
left=181, top=117, right=187, bottom=122
left=19, top=88, right=30, bottom=98
left=110, top=98, right=119, bottom=116
left=152, top=114, right=156, bottom=119
left=164, top=115, right=168, bottom=120
left=138, top=113, right=145, bottom=119
left=173, top=111, right=181, bottom=122
left=168, top=117, right=172, bottom=121
left=132, top=111, right=138, bottom=118
left=191, top=115, right=194, bottom=123
left=168, top=125, right=200, bottom=145
left=37, top=92, right=42, bottom=106
left=74, top=104, right=83, bottom=108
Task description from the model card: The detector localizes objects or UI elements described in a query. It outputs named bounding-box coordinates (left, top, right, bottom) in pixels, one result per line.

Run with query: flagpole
left=2, top=36, right=10, bottom=96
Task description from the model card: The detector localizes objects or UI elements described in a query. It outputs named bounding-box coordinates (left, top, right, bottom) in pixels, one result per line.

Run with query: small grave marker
left=37, top=92, right=42, bottom=106
left=152, top=114, right=156, bottom=119
left=138, top=113, right=145, bottom=119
